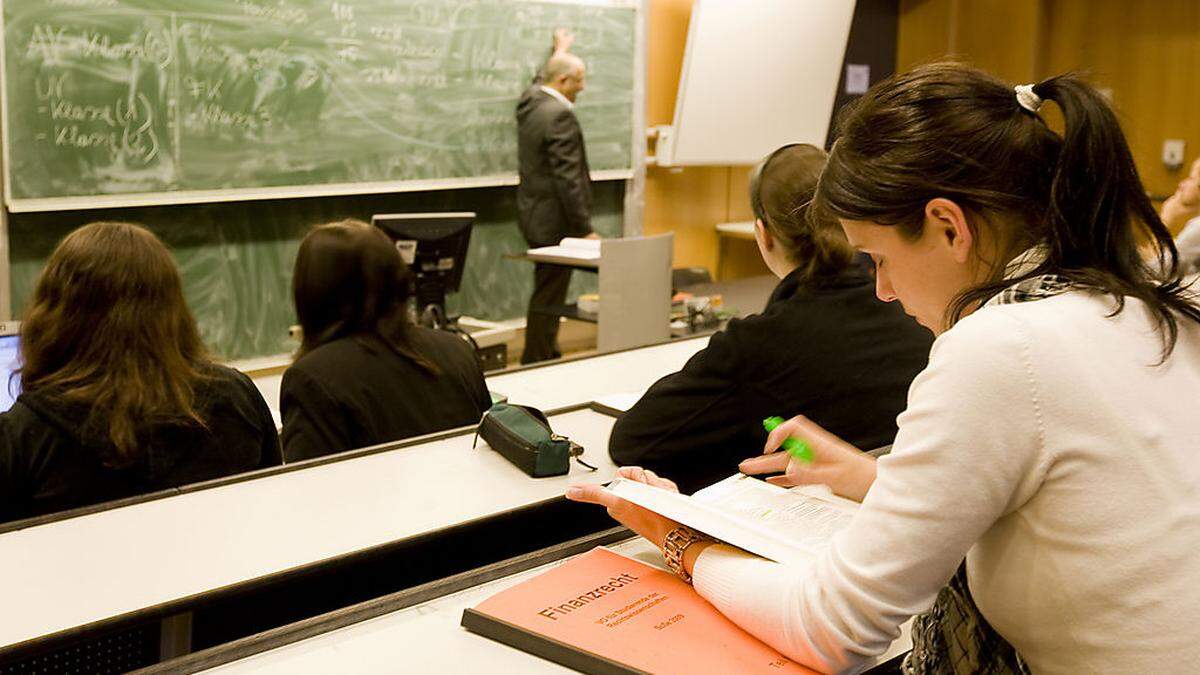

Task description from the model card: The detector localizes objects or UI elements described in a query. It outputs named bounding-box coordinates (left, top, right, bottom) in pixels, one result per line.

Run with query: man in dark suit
left=516, top=31, right=597, bottom=364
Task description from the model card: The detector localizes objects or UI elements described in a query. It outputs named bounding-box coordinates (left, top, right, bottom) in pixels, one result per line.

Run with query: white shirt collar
left=539, top=85, right=574, bottom=110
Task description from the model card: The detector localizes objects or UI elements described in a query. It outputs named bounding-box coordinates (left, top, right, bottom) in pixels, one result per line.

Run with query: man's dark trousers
left=522, top=263, right=573, bottom=364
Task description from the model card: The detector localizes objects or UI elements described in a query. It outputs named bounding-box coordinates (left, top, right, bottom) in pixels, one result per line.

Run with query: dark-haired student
left=280, top=219, right=490, bottom=462
left=608, top=144, right=932, bottom=493
left=571, top=65, right=1200, bottom=672
left=0, top=222, right=280, bottom=524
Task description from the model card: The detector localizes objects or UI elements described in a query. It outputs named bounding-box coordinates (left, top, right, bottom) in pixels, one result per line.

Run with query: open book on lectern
left=526, top=237, right=601, bottom=265
left=606, top=474, right=859, bottom=566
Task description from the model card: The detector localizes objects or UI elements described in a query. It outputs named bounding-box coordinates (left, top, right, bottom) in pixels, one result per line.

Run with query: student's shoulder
left=287, top=337, right=378, bottom=374
left=708, top=295, right=807, bottom=358
left=923, top=304, right=1037, bottom=390
left=200, top=362, right=255, bottom=388
left=409, top=326, right=476, bottom=362
left=685, top=311, right=783, bottom=377
left=0, top=398, right=63, bottom=468
left=0, top=399, right=46, bottom=439
left=939, top=292, right=1100, bottom=356
left=713, top=307, right=786, bottom=348
left=198, top=363, right=268, bottom=407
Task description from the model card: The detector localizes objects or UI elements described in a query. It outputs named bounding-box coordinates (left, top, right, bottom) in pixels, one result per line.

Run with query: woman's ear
left=923, top=198, right=974, bottom=264
left=754, top=218, right=774, bottom=251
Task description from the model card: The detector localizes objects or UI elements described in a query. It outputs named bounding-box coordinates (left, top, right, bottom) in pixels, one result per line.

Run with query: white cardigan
left=693, top=291, right=1200, bottom=673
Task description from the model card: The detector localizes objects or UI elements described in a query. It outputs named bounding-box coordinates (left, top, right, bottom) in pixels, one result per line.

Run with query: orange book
left=461, top=546, right=816, bottom=674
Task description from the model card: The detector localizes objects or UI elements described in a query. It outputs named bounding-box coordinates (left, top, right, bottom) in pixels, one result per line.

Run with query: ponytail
left=750, top=144, right=856, bottom=284
left=817, top=62, right=1200, bottom=358
left=1026, top=74, right=1200, bottom=356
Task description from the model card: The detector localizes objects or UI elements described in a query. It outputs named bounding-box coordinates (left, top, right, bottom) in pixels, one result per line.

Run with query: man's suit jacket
left=516, top=86, right=593, bottom=247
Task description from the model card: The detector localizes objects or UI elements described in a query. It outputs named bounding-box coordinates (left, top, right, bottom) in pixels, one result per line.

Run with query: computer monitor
left=0, top=323, right=21, bottom=414
left=371, top=212, right=474, bottom=329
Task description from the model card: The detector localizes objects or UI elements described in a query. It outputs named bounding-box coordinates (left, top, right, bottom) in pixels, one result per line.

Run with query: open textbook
left=526, top=237, right=601, bottom=264
left=606, top=474, right=859, bottom=566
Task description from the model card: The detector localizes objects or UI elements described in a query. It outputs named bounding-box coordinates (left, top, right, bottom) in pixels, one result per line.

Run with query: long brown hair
left=749, top=143, right=855, bottom=283
left=816, top=62, right=1200, bottom=356
left=292, top=219, right=437, bottom=374
left=19, top=222, right=211, bottom=465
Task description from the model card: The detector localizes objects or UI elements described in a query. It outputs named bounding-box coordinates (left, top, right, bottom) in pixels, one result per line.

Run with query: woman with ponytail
left=569, top=63, right=1200, bottom=673
left=609, top=144, right=931, bottom=494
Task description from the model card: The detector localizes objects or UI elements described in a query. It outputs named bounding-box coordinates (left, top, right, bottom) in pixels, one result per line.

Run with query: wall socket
left=1163, top=139, right=1186, bottom=171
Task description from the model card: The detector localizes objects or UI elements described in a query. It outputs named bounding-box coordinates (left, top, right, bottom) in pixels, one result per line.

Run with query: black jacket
left=0, top=364, right=281, bottom=524
left=609, top=263, right=934, bottom=493
left=516, top=86, right=592, bottom=246
left=281, top=328, right=491, bottom=462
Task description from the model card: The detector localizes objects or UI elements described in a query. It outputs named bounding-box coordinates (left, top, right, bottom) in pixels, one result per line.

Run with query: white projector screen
left=666, top=0, right=856, bottom=166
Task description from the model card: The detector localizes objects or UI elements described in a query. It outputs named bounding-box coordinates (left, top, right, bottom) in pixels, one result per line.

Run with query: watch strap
left=663, top=526, right=709, bottom=584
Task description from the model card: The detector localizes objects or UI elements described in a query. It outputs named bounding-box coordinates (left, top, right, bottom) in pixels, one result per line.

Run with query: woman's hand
left=739, top=414, right=877, bottom=502
left=565, top=466, right=681, bottom=552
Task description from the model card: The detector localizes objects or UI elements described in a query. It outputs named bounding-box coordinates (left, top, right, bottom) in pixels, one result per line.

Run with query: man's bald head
left=544, top=53, right=587, bottom=102
left=545, top=53, right=585, bottom=82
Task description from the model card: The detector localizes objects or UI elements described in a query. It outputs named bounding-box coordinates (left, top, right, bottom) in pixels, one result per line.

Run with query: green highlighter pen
left=763, top=416, right=814, bottom=463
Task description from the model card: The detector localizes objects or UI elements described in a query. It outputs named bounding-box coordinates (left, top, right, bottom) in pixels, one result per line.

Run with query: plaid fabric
left=902, top=260, right=1068, bottom=675
left=902, top=565, right=1029, bottom=675
left=984, top=274, right=1073, bottom=307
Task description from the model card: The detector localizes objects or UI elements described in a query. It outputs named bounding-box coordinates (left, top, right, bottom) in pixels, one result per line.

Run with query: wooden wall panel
left=646, top=0, right=692, bottom=126
left=897, top=0, right=1200, bottom=201
left=1041, top=0, right=1200, bottom=199
left=897, top=0, right=956, bottom=71
left=955, top=0, right=1043, bottom=83
left=898, top=0, right=1042, bottom=82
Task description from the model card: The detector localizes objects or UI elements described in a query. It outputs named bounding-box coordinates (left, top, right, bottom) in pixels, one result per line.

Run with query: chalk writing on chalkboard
left=1, top=0, right=635, bottom=208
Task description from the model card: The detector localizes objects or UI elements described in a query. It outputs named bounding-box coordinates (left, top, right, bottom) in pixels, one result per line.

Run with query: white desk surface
left=251, top=335, right=710, bottom=426
left=205, top=538, right=662, bottom=674
left=487, top=335, right=709, bottom=411
left=204, top=538, right=912, bottom=674
left=0, top=409, right=619, bottom=653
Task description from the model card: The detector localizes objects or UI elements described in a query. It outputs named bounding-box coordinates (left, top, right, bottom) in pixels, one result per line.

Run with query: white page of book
left=693, top=475, right=857, bottom=556
left=527, top=237, right=601, bottom=261
left=607, top=474, right=858, bottom=566
left=560, top=237, right=601, bottom=251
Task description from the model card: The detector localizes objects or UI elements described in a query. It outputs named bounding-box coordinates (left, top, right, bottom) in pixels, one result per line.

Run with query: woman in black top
left=608, top=145, right=933, bottom=493
left=0, top=222, right=281, bottom=524
left=281, top=219, right=490, bottom=462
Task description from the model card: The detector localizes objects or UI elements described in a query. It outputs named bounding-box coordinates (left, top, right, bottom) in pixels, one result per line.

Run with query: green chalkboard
left=8, top=182, right=625, bottom=360
left=1, top=0, right=635, bottom=208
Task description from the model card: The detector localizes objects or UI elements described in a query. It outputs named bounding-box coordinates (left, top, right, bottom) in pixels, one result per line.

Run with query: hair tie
left=1014, top=84, right=1043, bottom=113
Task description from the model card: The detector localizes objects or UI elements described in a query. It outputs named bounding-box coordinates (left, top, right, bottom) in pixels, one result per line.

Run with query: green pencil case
left=474, top=403, right=596, bottom=478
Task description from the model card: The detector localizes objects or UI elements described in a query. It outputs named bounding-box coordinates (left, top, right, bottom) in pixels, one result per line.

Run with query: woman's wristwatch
left=663, top=526, right=711, bottom=584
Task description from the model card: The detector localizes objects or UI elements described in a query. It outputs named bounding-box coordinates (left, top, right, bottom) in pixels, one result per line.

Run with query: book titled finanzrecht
left=461, top=475, right=858, bottom=674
